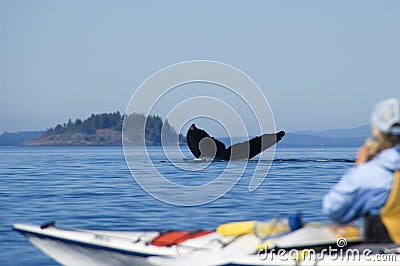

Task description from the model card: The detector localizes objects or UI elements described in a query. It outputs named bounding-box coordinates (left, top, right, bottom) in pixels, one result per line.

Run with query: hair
left=364, top=127, right=400, bottom=161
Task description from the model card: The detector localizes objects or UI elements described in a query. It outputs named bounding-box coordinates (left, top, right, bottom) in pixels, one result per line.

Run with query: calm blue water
left=0, top=145, right=357, bottom=265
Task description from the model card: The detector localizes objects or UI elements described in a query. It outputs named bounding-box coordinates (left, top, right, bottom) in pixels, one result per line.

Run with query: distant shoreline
left=0, top=112, right=370, bottom=147
left=0, top=112, right=185, bottom=146
left=0, top=131, right=367, bottom=147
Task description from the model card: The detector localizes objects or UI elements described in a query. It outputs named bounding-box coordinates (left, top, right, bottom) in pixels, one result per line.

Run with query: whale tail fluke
left=186, top=124, right=285, bottom=160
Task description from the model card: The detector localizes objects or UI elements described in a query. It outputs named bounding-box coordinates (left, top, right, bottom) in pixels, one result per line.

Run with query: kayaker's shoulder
left=342, top=161, right=391, bottom=187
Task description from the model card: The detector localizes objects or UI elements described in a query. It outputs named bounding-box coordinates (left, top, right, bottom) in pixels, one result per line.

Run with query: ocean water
left=0, top=145, right=358, bottom=265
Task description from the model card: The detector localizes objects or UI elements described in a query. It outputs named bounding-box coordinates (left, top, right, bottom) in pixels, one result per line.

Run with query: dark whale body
left=186, top=124, right=285, bottom=160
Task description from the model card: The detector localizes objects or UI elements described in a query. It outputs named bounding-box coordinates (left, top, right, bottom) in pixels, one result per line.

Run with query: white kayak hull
left=23, top=232, right=152, bottom=266
left=14, top=224, right=165, bottom=266
left=14, top=223, right=400, bottom=266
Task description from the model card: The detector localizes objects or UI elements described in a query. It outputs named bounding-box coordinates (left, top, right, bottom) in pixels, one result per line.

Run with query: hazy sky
left=1, top=0, right=399, bottom=135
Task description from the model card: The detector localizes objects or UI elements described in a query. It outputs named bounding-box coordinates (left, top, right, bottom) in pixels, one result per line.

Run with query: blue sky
left=1, top=0, right=399, bottom=135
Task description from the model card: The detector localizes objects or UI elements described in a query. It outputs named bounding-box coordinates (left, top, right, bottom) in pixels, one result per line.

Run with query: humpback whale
left=186, top=124, right=285, bottom=160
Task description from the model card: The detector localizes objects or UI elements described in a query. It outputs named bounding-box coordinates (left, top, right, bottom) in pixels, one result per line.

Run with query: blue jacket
left=322, top=146, right=400, bottom=224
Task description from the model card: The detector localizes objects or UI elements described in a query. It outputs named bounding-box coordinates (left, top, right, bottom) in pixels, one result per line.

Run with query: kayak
left=13, top=222, right=400, bottom=266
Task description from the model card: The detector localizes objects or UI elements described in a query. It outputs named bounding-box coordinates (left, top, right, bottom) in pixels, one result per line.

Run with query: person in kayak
left=323, top=98, right=400, bottom=243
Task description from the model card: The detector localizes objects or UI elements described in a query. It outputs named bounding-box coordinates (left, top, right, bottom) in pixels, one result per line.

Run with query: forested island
left=23, top=112, right=185, bottom=146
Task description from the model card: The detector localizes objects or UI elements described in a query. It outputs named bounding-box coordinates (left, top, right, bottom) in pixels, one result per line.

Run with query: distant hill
left=0, top=131, right=45, bottom=146
left=23, top=112, right=184, bottom=146
left=216, top=125, right=370, bottom=147
left=292, top=125, right=370, bottom=139
left=280, top=125, right=370, bottom=146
